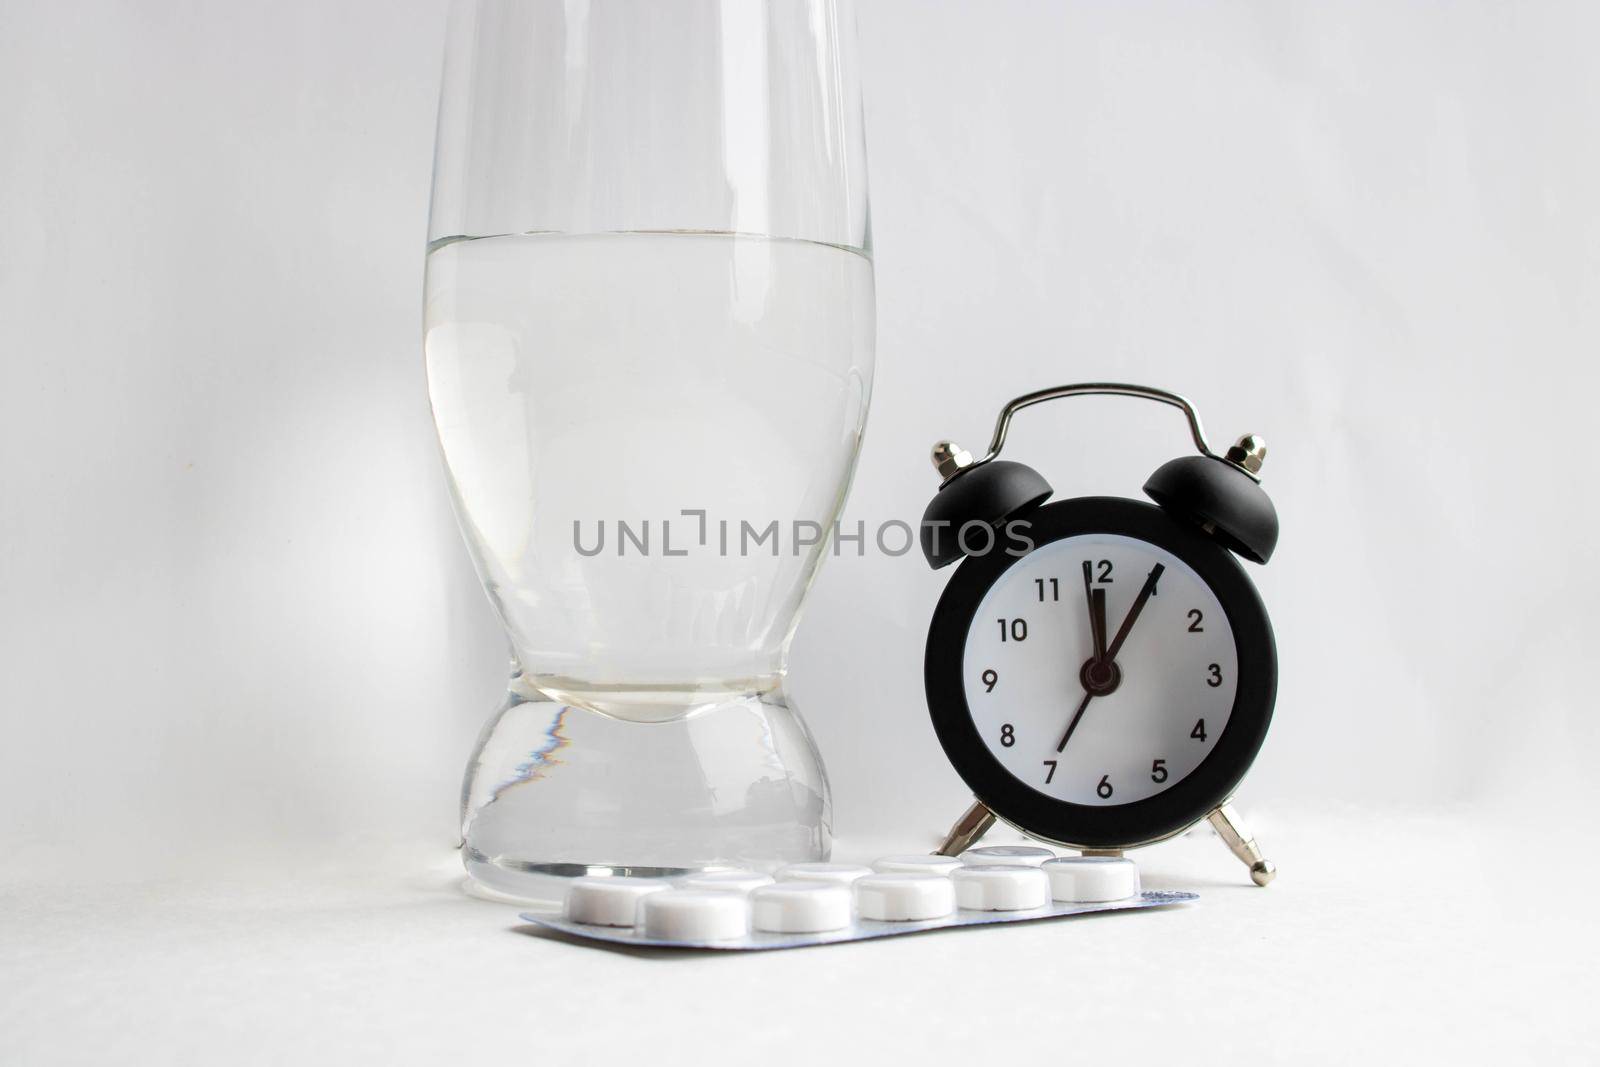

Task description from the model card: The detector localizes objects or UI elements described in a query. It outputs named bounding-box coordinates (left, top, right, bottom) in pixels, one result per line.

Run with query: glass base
left=460, top=678, right=831, bottom=903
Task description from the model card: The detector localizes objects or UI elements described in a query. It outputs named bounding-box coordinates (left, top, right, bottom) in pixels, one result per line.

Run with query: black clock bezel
left=924, top=496, right=1277, bottom=849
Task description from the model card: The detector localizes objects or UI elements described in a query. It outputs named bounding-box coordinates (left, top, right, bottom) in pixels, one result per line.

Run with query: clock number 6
left=1096, top=774, right=1113, bottom=799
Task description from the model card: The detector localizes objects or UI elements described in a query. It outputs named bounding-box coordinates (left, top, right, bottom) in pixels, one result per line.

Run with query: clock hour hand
left=1060, top=565, right=1112, bottom=754
left=1103, top=563, right=1165, bottom=664
left=1082, top=561, right=1107, bottom=662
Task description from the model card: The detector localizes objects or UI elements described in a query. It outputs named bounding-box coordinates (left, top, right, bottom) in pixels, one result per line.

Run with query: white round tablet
left=1042, top=856, right=1141, bottom=902
left=637, top=889, right=751, bottom=941
left=960, top=845, right=1057, bottom=867
left=750, top=881, right=854, bottom=933
left=676, top=870, right=775, bottom=894
left=950, top=864, right=1050, bottom=911
left=854, top=874, right=957, bottom=922
left=776, top=862, right=873, bottom=885
left=872, top=854, right=965, bottom=876
left=562, top=875, right=671, bottom=927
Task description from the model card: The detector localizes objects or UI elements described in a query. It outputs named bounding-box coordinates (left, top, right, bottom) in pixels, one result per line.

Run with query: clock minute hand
left=1055, top=689, right=1095, bottom=753
left=1103, top=563, right=1165, bottom=664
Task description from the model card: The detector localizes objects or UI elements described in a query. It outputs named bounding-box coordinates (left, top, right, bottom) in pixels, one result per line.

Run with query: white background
left=4, top=2, right=1598, bottom=1062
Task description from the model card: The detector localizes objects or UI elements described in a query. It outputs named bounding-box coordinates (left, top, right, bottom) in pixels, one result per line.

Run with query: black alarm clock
left=920, top=383, right=1281, bottom=885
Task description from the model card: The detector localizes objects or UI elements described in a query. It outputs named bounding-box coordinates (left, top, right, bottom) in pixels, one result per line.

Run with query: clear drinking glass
left=424, top=0, right=873, bottom=900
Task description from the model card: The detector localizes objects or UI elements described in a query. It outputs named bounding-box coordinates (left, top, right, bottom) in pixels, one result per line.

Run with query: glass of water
left=425, top=0, right=874, bottom=900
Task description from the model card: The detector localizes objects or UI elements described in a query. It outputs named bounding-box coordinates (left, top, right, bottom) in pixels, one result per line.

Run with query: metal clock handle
left=982, top=382, right=1219, bottom=465
left=934, top=381, right=1265, bottom=484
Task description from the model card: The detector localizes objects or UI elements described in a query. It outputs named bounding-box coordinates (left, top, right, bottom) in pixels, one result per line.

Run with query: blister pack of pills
left=521, top=845, right=1196, bottom=951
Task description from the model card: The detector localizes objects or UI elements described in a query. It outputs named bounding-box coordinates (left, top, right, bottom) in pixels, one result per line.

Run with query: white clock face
left=962, top=534, right=1238, bottom=806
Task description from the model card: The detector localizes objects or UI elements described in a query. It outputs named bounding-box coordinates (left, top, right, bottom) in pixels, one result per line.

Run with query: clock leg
left=934, top=799, right=997, bottom=856
left=1207, top=803, right=1277, bottom=886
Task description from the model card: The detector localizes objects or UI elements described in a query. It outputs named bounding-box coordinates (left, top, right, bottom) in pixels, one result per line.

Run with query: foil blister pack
left=520, top=846, right=1197, bottom=952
